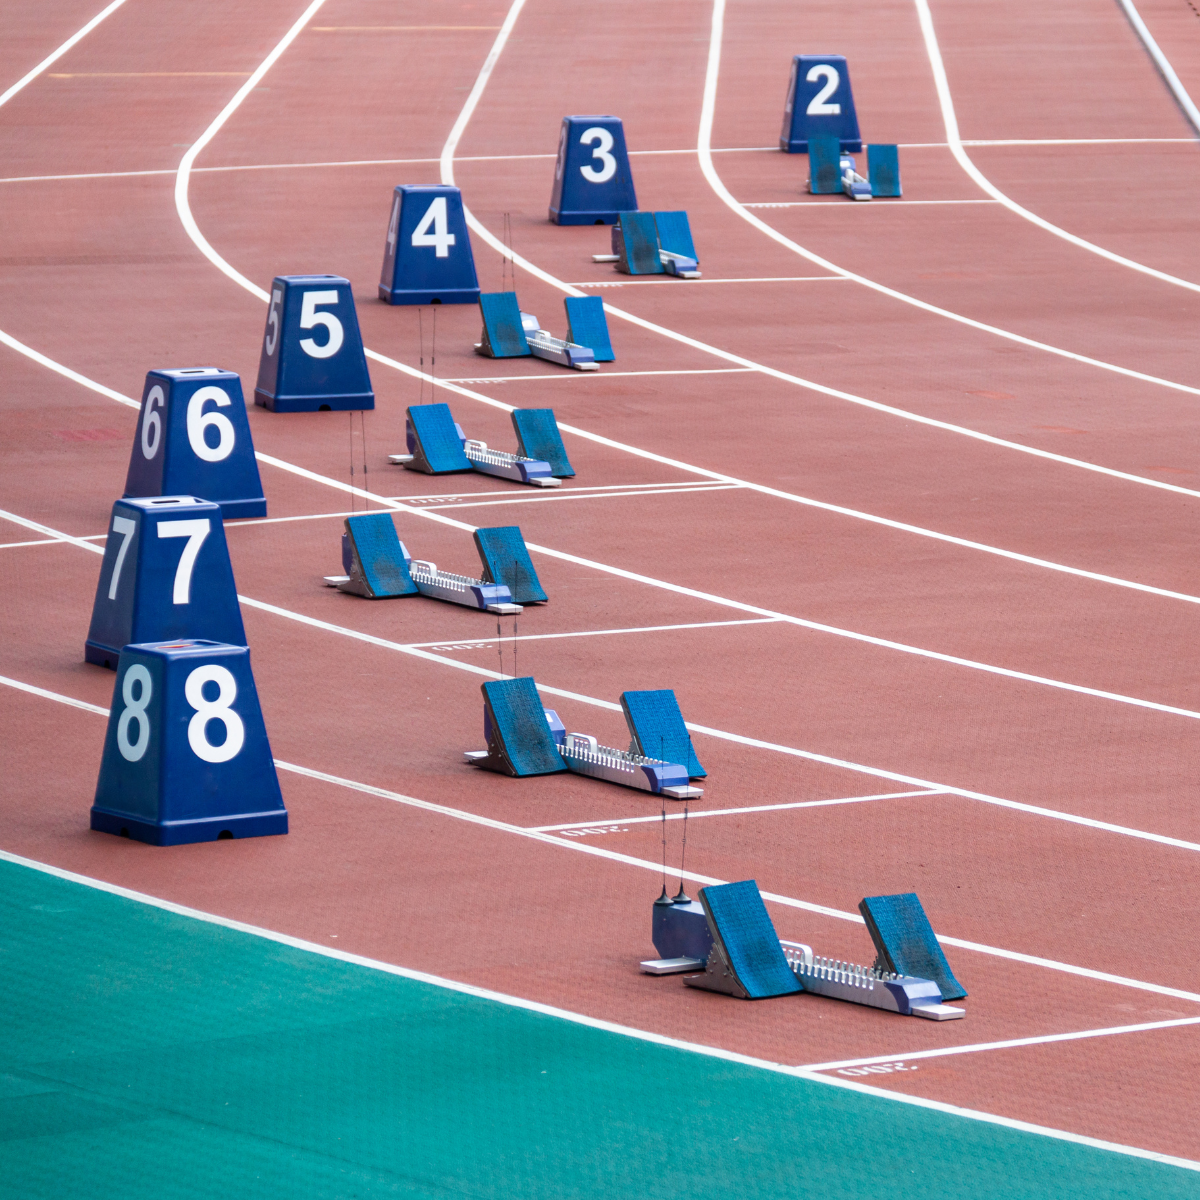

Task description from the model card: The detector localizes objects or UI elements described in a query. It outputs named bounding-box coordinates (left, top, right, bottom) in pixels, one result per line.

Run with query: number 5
left=264, top=288, right=282, bottom=356
left=806, top=64, right=841, bottom=115
left=157, top=519, right=210, bottom=604
left=579, top=127, right=616, bottom=183
left=298, top=290, right=344, bottom=359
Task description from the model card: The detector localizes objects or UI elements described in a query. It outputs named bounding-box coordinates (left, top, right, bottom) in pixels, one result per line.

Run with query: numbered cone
left=85, top=496, right=246, bottom=669
left=92, top=639, right=287, bottom=845
left=780, top=54, right=862, bottom=154
left=124, top=368, right=266, bottom=519
left=254, top=275, right=375, bottom=412
left=549, top=115, right=637, bottom=226
left=379, top=185, right=480, bottom=305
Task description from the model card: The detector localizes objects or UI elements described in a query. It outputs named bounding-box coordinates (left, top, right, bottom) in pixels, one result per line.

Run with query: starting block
left=388, top=402, right=562, bottom=487
left=475, top=291, right=597, bottom=371
left=123, top=369, right=266, bottom=520
left=379, top=185, right=480, bottom=306
left=563, top=296, right=614, bottom=363
left=85, top=496, right=246, bottom=669
left=549, top=115, right=637, bottom=225
left=511, top=408, right=575, bottom=477
left=621, top=689, right=705, bottom=778
left=645, top=879, right=966, bottom=1018
left=683, top=882, right=804, bottom=998
left=326, top=512, right=531, bottom=614
left=254, top=275, right=374, bottom=412
left=594, top=211, right=700, bottom=278
left=467, top=680, right=702, bottom=799
left=466, top=677, right=568, bottom=776
left=91, top=639, right=287, bottom=845
left=474, top=525, right=547, bottom=604
left=780, top=54, right=862, bottom=154
left=809, top=135, right=901, bottom=201
left=860, top=891, right=967, bottom=1000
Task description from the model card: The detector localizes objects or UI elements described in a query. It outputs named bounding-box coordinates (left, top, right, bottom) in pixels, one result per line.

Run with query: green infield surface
left=1, top=855, right=1196, bottom=1199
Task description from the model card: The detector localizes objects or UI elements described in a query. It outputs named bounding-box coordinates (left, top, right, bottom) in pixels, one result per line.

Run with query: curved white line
left=0, top=0, right=130, bottom=110
left=913, top=0, right=1200, bottom=293
left=698, top=0, right=1200, bottom=391
left=1115, top=0, right=1200, bottom=135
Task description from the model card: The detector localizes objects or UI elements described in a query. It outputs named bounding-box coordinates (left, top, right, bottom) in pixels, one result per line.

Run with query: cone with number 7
left=92, top=640, right=287, bottom=845
left=85, top=496, right=246, bottom=670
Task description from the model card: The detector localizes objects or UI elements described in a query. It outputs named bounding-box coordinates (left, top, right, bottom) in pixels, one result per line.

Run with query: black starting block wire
left=348, top=411, right=356, bottom=513
left=656, top=735, right=672, bottom=906
left=417, top=308, right=425, bottom=406
left=496, top=617, right=504, bottom=679
left=360, top=410, right=370, bottom=508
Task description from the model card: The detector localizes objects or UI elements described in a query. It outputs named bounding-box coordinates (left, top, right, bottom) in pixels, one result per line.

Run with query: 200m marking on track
left=836, top=1062, right=919, bottom=1077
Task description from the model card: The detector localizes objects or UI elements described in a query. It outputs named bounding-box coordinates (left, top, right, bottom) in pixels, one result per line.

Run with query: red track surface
left=3, top=0, right=1200, bottom=1162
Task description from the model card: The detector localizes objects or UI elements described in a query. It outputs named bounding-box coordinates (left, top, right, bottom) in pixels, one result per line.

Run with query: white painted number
left=156, top=518, right=210, bottom=604
left=141, top=385, right=164, bottom=459
left=806, top=64, right=841, bottom=115
left=117, top=663, right=152, bottom=762
left=186, top=386, right=235, bottom=462
left=386, top=198, right=400, bottom=257
left=411, top=196, right=456, bottom=258
left=185, top=664, right=245, bottom=764
left=578, top=126, right=617, bottom=183
left=107, top=515, right=137, bottom=600
left=265, top=287, right=282, bottom=356
left=298, top=289, right=345, bottom=359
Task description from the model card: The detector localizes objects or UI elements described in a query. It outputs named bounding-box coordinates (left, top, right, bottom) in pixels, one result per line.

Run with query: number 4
left=411, top=196, right=455, bottom=258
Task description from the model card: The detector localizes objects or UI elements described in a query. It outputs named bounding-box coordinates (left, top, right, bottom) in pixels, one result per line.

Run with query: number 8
left=185, top=665, right=245, bottom=764
left=117, top=665, right=153, bottom=762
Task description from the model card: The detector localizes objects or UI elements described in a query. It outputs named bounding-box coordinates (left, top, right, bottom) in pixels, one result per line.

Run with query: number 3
left=579, top=127, right=616, bottom=183
left=185, top=664, right=245, bottom=764
left=806, top=64, right=841, bottom=115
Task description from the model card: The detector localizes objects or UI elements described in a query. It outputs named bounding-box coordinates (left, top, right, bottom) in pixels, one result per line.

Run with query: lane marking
left=568, top=275, right=846, bottom=285
left=913, top=0, right=1200, bottom=292
left=804, top=1015, right=1200, bottom=1072
left=3, top=670, right=1200, bottom=1007
left=699, top=0, right=1200, bottom=398
left=1117, top=0, right=1200, bottom=135
left=311, top=25, right=502, bottom=31
left=47, top=71, right=251, bottom=78
left=8, top=507, right=1200, bottom=858
left=530, top=790, right=945, bottom=831
left=441, top=367, right=756, bottom=379
left=0, top=0, right=131, bottom=109
left=405, top=616, right=784, bottom=648
left=742, top=200, right=1000, bottom=208
left=422, top=483, right=743, bottom=510
left=0, top=849, right=1193, bottom=1173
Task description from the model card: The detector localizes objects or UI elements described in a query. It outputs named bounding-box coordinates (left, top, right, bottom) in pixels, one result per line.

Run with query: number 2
left=578, top=127, right=616, bottom=183
left=157, top=519, right=210, bottom=605
left=806, top=64, right=841, bottom=115
left=411, top=196, right=456, bottom=258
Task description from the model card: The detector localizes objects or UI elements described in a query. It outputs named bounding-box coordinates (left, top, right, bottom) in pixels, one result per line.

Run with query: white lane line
left=408, top=616, right=783, bottom=648
left=530, top=790, right=945, bottom=831
left=0, top=0, right=131, bottom=109
left=699, top=0, right=1200, bottom=395
left=913, top=0, right=1200, bottom=293
left=568, top=275, right=846, bottom=285
left=0, top=673, right=110, bottom=716
left=423, top=484, right=742, bottom=510
left=1, top=850, right=1193, bottom=1173
left=803, top=1015, right=1200, bottom=1073
left=0, top=538, right=73, bottom=549
left=11, top=501, right=1200, bottom=855
left=441, top=368, right=755, bottom=380
left=1118, top=0, right=1200, bottom=136
left=742, top=200, right=1000, bottom=208
left=4, top=671, right=1200, bottom=1010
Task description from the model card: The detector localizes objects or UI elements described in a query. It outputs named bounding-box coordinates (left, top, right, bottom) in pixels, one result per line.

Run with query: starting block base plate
left=640, top=957, right=706, bottom=975
left=90, top=807, right=288, bottom=846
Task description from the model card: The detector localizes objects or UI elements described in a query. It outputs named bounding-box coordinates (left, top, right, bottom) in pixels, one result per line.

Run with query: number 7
left=107, top=516, right=137, bottom=600
left=157, top=519, right=211, bottom=605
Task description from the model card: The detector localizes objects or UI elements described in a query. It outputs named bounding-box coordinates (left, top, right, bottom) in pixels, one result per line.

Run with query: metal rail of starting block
left=780, top=941, right=964, bottom=1019
left=520, top=313, right=597, bottom=371
left=560, top=730, right=701, bottom=800
left=406, top=559, right=521, bottom=614
left=462, top=440, right=560, bottom=487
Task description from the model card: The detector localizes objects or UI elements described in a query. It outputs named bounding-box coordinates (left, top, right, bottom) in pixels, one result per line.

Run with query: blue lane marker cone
left=549, top=116, right=637, bottom=225
left=91, top=639, right=287, bottom=845
left=123, top=369, right=265, bottom=519
left=85, top=496, right=246, bottom=669
left=379, top=185, right=480, bottom=305
left=254, top=276, right=374, bottom=412
left=780, top=55, right=862, bottom=154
